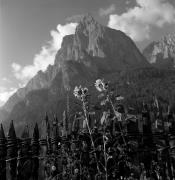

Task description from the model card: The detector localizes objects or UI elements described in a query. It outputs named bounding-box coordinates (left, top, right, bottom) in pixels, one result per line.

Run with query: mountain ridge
left=143, top=32, right=175, bottom=68
left=1, top=15, right=150, bottom=131
left=2, top=15, right=149, bottom=114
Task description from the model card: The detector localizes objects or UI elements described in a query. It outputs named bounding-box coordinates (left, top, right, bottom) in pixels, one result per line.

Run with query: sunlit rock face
left=55, top=14, right=148, bottom=67
left=143, top=33, right=175, bottom=68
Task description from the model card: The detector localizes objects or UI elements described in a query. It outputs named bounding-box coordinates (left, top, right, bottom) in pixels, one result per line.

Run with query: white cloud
left=108, top=0, right=175, bottom=41
left=0, top=87, right=17, bottom=106
left=11, top=63, right=21, bottom=72
left=125, top=0, right=131, bottom=5
left=12, top=22, right=77, bottom=84
left=2, top=77, right=11, bottom=83
left=99, top=4, right=116, bottom=16
left=50, top=23, right=77, bottom=50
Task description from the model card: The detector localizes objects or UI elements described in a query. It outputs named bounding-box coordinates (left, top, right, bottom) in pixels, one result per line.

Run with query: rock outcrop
left=143, top=33, right=175, bottom=68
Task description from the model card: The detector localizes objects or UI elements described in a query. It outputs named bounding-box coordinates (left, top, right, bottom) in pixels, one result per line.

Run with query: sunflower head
left=95, top=79, right=108, bottom=92
left=73, top=86, right=88, bottom=101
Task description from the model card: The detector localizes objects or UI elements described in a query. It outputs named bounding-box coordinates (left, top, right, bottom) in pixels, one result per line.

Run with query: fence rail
left=1, top=118, right=175, bottom=180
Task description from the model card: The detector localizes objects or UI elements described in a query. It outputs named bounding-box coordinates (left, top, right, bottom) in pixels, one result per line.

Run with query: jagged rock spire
left=76, top=13, right=101, bottom=37
left=143, top=32, right=175, bottom=67
left=21, top=125, right=29, bottom=139
left=0, top=123, right=5, bottom=139
left=80, top=13, right=96, bottom=24
left=8, top=120, right=16, bottom=139
left=33, top=123, right=39, bottom=139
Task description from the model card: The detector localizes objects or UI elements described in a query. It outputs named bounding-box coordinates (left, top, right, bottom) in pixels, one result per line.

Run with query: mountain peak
left=143, top=32, right=175, bottom=68
left=75, top=13, right=103, bottom=36
left=80, top=13, right=96, bottom=24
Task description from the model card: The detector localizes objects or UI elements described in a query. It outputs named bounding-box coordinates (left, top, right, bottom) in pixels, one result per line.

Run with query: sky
left=0, top=0, right=175, bottom=106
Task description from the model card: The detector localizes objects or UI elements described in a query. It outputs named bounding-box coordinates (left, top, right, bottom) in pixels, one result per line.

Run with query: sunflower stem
left=82, top=100, right=101, bottom=174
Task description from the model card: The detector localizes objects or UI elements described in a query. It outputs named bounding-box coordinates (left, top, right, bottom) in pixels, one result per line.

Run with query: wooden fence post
left=31, top=123, right=39, bottom=180
left=169, top=135, right=175, bottom=178
left=7, top=120, right=18, bottom=180
left=51, top=115, right=59, bottom=154
left=39, top=138, right=47, bottom=179
left=17, top=125, right=31, bottom=180
left=165, top=134, right=173, bottom=180
left=0, top=124, right=6, bottom=180
left=50, top=116, right=60, bottom=179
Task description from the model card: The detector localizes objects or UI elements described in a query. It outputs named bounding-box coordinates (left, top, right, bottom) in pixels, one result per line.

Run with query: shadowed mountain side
left=3, top=67, right=175, bottom=136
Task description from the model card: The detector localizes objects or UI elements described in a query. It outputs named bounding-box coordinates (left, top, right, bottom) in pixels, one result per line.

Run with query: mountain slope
left=143, top=33, right=175, bottom=68
left=3, top=15, right=149, bottom=115
left=1, top=15, right=150, bottom=133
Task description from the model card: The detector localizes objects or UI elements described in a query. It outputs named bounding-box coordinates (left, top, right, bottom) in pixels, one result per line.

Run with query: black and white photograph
left=1, top=0, right=175, bottom=179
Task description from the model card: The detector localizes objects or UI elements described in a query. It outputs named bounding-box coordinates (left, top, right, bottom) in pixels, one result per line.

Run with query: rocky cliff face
left=1, top=15, right=149, bottom=128
left=143, top=33, right=175, bottom=68
left=55, top=15, right=148, bottom=67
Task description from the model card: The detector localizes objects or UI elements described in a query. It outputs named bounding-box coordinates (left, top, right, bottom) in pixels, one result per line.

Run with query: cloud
left=125, top=0, right=131, bottom=5
left=0, top=87, right=17, bottom=106
left=2, top=77, right=11, bottom=83
left=50, top=23, right=77, bottom=50
left=99, top=4, right=116, bottom=16
left=12, top=22, right=77, bottom=84
left=11, top=63, right=21, bottom=72
left=108, top=0, right=175, bottom=41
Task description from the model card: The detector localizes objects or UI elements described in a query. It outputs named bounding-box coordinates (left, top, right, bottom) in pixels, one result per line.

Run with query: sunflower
left=73, top=86, right=88, bottom=100
left=95, top=79, right=108, bottom=92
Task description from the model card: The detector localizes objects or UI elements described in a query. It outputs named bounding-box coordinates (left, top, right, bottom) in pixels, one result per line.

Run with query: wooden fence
left=0, top=118, right=175, bottom=180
